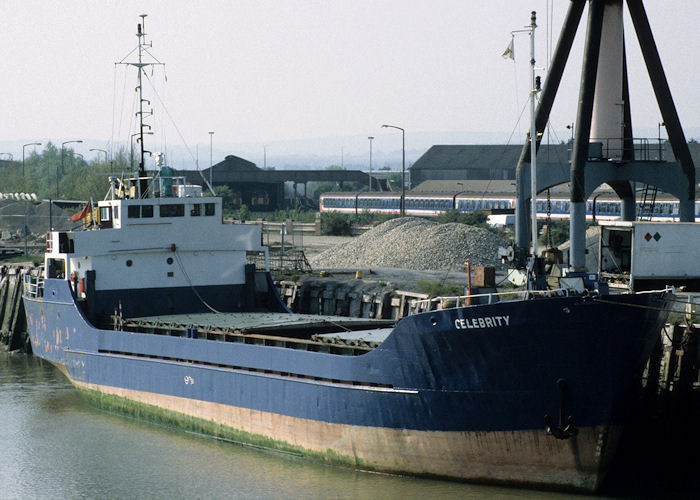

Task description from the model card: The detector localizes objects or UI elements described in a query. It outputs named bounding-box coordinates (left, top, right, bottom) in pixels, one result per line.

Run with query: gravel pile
left=310, top=217, right=508, bottom=271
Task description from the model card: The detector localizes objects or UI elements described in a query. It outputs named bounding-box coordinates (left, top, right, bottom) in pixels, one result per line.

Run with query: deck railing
left=408, top=288, right=570, bottom=315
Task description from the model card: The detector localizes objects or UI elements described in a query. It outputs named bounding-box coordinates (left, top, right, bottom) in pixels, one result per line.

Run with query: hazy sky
left=1, top=0, right=697, bottom=165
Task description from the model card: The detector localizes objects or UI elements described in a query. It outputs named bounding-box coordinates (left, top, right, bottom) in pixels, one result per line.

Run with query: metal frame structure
left=513, top=0, right=696, bottom=270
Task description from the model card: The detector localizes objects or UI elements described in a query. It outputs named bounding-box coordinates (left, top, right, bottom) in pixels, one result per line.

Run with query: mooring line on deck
left=592, top=297, right=697, bottom=318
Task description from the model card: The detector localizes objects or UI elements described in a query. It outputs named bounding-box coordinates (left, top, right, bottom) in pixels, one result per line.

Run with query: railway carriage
left=320, top=191, right=700, bottom=222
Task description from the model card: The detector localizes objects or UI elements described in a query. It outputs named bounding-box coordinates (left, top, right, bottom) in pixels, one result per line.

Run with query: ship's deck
left=130, top=311, right=392, bottom=333
left=124, top=312, right=396, bottom=351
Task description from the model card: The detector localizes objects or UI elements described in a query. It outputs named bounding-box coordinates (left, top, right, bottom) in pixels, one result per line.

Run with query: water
left=0, top=351, right=615, bottom=499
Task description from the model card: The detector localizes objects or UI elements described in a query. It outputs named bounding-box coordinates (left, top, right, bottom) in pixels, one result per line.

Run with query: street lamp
left=209, top=131, right=214, bottom=189
left=367, top=136, right=374, bottom=192
left=381, top=124, right=405, bottom=216
left=90, top=148, right=108, bottom=163
left=23, top=142, right=42, bottom=178
left=60, top=140, right=82, bottom=198
left=566, top=123, right=574, bottom=143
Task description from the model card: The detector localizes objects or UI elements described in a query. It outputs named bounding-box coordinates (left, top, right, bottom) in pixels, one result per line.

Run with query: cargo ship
left=22, top=15, right=671, bottom=492
left=22, top=186, right=669, bottom=491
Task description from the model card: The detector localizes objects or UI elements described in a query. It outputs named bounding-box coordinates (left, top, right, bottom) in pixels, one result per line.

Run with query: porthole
left=126, top=260, right=133, bottom=267
left=167, top=257, right=174, bottom=265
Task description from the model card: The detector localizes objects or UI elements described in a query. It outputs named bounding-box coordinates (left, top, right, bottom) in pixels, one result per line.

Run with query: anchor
left=544, top=378, right=578, bottom=440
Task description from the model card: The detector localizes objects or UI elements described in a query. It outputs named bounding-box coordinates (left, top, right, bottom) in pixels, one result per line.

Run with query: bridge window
left=99, top=207, right=111, bottom=222
left=190, top=204, right=202, bottom=216
left=127, top=205, right=154, bottom=218
left=161, top=204, right=185, bottom=217
left=204, top=203, right=216, bottom=216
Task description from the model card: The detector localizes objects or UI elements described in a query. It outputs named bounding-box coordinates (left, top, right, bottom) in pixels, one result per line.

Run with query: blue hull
left=24, top=278, right=669, bottom=491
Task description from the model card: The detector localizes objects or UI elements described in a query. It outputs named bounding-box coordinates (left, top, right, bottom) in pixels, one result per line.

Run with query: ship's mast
left=117, top=14, right=164, bottom=197
left=528, top=11, right=538, bottom=257
left=510, top=12, right=540, bottom=257
left=137, top=16, right=148, bottom=181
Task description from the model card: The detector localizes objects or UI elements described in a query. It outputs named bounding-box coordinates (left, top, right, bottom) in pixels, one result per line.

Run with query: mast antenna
left=116, top=14, right=165, bottom=197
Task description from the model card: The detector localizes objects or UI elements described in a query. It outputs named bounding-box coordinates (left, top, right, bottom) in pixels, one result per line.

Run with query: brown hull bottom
left=69, top=374, right=619, bottom=493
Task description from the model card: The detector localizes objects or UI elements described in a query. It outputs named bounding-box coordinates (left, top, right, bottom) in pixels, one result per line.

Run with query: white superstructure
left=45, top=174, right=265, bottom=295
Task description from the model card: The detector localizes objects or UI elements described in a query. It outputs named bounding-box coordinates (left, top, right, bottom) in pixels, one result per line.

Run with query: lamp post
left=209, top=131, right=214, bottom=189
left=22, top=142, right=40, bottom=257
left=23, top=142, right=42, bottom=178
left=367, top=136, right=374, bottom=192
left=60, top=140, right=82, bottom=198
left=90, top=148, right=108, bottom=165
left=381, top=124, right=405, bottom=216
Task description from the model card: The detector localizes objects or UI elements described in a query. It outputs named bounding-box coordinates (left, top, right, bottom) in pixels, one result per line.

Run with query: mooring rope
left=310, top=317, right=354, bottom=332
left=173, top=250, right=222, bottom=314
left=592, top=297, right=698, bottom=320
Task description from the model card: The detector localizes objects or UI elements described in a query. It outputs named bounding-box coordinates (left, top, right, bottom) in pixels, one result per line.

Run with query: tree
left=214, top=185, right=236, bottom=214
left=237, top=204, right=249, bottom=222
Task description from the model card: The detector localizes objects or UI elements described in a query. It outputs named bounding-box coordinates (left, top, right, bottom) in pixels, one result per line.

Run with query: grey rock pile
left=310, top=217, right=508, bottom=271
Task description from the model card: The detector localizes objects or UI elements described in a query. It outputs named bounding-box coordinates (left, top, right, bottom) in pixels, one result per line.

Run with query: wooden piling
left=0, top=264, right=33, bottom=352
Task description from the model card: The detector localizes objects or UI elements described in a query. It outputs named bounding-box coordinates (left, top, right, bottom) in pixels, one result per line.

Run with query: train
left=319, top=190, right=700, bottom=223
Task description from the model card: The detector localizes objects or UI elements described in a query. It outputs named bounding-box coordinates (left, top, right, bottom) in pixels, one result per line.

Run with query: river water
left=0, top=351, right=638, bottom=499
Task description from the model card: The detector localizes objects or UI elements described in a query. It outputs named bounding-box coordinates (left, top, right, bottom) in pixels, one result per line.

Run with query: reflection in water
left=1, top=352, right=595, bottom=499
